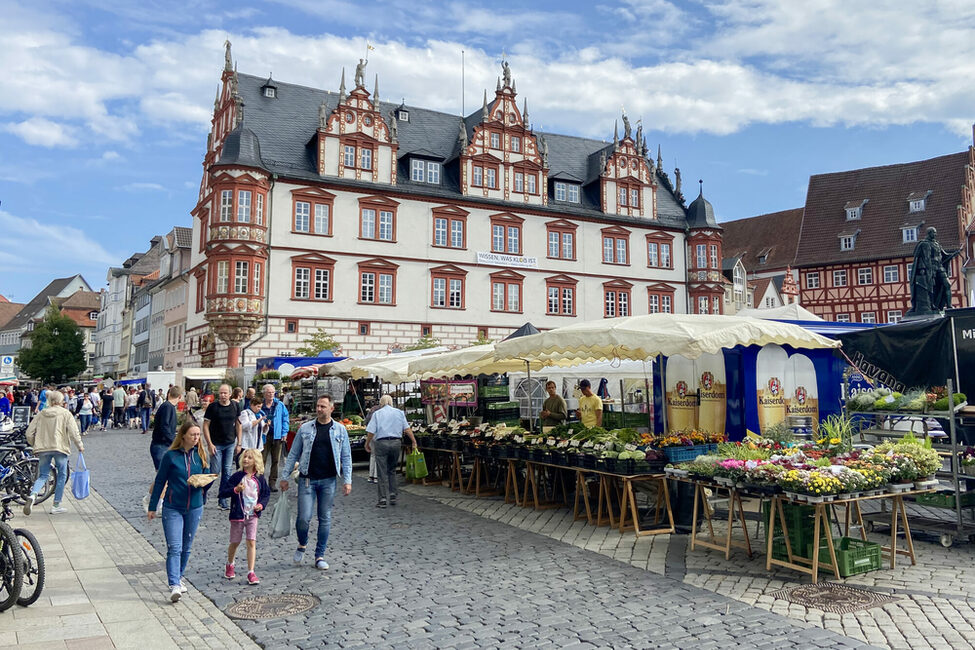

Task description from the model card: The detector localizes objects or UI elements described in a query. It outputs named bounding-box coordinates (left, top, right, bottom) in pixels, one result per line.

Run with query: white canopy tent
left=734, top=303, right=824, bottom=321
left=322, top=347, right=450, bottom=384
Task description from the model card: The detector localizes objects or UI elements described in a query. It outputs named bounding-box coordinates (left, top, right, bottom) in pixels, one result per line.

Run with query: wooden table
left=618, top=474, right=675, bottom=536
left=687, top=480, right=753, bottom=558
left=765, top=489, right=933, bottom=583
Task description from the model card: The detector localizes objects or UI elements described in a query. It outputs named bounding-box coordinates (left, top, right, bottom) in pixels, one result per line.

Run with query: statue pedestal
left=901, top=312, right=945, bottom=324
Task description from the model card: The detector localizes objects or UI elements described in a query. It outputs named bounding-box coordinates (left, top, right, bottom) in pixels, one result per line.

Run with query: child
left=218, top=448, right=270, bottom=584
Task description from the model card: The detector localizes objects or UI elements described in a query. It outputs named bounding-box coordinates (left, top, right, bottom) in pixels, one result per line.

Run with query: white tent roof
left=182, top=367, right=228, bottom=380
left=323, top=347, right=450, bottom=383
left=494, top=313, right=839, bottom=365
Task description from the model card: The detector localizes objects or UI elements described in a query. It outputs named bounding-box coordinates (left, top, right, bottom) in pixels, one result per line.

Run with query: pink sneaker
left=225, top=563, right=235, bottom=580
left=247, top=571, right=259, bottom=585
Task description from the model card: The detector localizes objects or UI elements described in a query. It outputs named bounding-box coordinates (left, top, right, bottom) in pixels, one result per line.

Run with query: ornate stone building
left=184, top=44, right=724, bottom=367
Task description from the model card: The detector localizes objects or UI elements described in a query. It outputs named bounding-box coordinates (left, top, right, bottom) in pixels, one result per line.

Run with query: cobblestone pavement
left=80, top=428, right=879, bottom=649
left=402, top=466, right=975, bottom=650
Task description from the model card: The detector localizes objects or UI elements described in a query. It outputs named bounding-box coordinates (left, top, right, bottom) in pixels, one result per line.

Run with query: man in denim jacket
left=280, top=395, right=351, bottom=570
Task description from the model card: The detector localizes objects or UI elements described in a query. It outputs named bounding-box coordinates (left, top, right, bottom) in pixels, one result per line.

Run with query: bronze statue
left=502, top=61, right=511, bottom=88
left=908, top=227, right=959, bottom=315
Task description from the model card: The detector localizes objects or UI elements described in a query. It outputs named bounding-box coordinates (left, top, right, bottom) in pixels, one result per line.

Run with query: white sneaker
left=22, top=494, right=35, bottom=516
left=170, top=585, right=181, bottom=603
left=50, top=505, right=67, bottom=514
left=142, top=494, right=150, bottom=514
left=179, top=578, right=188, bottom=594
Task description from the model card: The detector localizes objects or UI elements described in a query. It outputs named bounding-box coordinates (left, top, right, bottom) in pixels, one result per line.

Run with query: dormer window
left=846, top=207, right=861, bottom=220
left=909, top=199, right=925, bottom=212
left=844, top=199, right=867, bottom=220
left=89, top=311, right=98, bottom=320
left=840, top=235, right=855, bottom=251
left=554, top=182, right=580, bottom=203
left=398, top=109, right=409, bottom=122
left=263, top=87, right=276, bottom=98
left=410, top=159, right=441, bottom=184
left=758, top=254, right=768, bottom=265
left=907, top=191, right=929, bottom=213
left=902, top=226, right=918, bottom=243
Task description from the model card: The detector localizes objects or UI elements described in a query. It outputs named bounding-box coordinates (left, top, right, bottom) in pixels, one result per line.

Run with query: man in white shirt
left=364, top=394, right=418, bottom=508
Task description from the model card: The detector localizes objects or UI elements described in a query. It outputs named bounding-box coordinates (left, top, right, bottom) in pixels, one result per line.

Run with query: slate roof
left=686, top=189, right=720, bottom=229
left=794, top=151, right=969, bottom=267
left=722, top=207, right=803, bottom=273
left=221, top=73, right=689, bottom=229
left=1, top=275, right=90, bottom=332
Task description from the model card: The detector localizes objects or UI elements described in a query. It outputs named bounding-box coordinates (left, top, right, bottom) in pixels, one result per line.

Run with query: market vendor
left=540, top=381, right=567, bottom=431
left=577, top=379, right=603, bottom=428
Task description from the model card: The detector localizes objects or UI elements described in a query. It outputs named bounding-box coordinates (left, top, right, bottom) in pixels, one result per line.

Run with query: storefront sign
left=448, top=381, right=477, bottom=407
left=475, top=252, right=538, bottom=269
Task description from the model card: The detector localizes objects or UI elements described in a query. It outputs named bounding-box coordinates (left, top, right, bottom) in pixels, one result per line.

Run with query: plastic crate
left=763, top=501, right=816, bottom=553
left=915, top=491, right=975, bottom=508
left=663, top=445, right=711, bottom=463
left=486, top=401, right=519, bottom=410
left=813, top=537, right=883, bottom=577
left=479, top=386, right=510, bottom=398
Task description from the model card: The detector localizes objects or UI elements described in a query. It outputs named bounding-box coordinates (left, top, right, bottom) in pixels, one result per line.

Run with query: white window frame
left=887, top=310, right=903, bottom=324
left=492, top=224, right=504, bottom=252
left=450, top=219, right=463, bottom=248
left=314, top=268, right=329, bottom=300
left=511, top=136, right=521, bottom=152
left=253, top=262, right=261, bottom=295
left=411, top=159, right=425, bottom=182
left=883, top=265, right=899, bottom=283
left=806, top=272, right=820, bottom=289
left=377, top=273, right=393, bottom=304
left=902, top=227, right=918, bottom=243
left=840, top=236, right=855, bottom=251
left=846, top=207, right=861, bottom=220
left=909, top=199, right=925, bottom=213
left=710, top=244, right=718, bottom=269
left=648, top=242, right=658, bottom=267
left=696, top=244, right=707, bottom=269
left=836, top=313, right=851, bottom=323
left=294, top=201, right=310, bottom=232
left=514, top=172, right=524, bottom=193
left=472, top=166, right=483, bottom=187
left=314, top=204, right=329, bottom=235
left=490, top=132, right=500, bottom=149
left=506, top=226, right=520, bottom=254
left=486, top=168, right=497, bottom=189
left=434, top=217, right=448, bottom=247
left=234, top=261, right=248, bottom=294
left=833, top=270, right=847, bottom=287
left=256, top=194, right=264, bottom=225
left=861, top=312, right=876, bottom=324
left=220, top=190, right=233, bottom=222
left=360, top=148, right=372, bottom=170
left=698, top=296, right=709, bottom=314
left=661, top=243, right=671, bottom=268
left=343, top=145, right=355, bottom=167
left=216, top=260, right=229, bottom=294
left=554, top=182, right=566, bottom=201
left=526, top=174, right=536, bottom=195
left=432, top=277, right=446, bottom=307
left=237, top=190, right=251, bottom=223
left=857, top=268, right=873, bottom=285
left=361, top=208, right=376, bottom=239
left=567, top=184, right=580, bottom=203
left=426, top=161, right=440, bottom=184
left=360, top=272, right=375, bottom=303
left=378, top=211, right=393, bottom=241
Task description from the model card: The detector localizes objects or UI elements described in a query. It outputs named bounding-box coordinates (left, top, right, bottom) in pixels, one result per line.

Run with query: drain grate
left=225, top=593, right=320, bottom=620
left=770, top=582, right=898, bottom=614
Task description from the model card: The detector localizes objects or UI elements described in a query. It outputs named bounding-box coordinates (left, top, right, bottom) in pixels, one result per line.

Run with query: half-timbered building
left=184, top=44, right=723, bottom=367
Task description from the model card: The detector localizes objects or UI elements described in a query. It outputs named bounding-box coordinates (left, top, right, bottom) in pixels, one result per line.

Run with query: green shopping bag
left=408, top=448, right=428, bottom=480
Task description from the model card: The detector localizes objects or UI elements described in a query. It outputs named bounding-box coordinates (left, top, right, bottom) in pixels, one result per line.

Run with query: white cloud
left=3, top=117, right=78, bottom=147
left=1, top=2, right=974, bottom=150
left=0, top=210, right=117, bottom=272
left=117, top=182, right=166, bottom=192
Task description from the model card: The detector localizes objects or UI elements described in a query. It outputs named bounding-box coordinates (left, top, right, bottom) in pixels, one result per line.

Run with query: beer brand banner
left=786, top=353, right=819, bottom=430
left=696, top=352, right=727, bottom=436
left=756, top=344, right=789, bottom=432
left=665, top=355, right=698, bottom=431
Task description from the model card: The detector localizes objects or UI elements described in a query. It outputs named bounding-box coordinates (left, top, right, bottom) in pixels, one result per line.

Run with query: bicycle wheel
left=0, top=521, right=24, bottom=612
left=13, top=528, right=43, bottom=606
left=2, top=458, right=34, bottom=505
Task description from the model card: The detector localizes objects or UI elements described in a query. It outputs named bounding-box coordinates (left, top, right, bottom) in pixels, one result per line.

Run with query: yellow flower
left=830, top=438, right=841, bottom=445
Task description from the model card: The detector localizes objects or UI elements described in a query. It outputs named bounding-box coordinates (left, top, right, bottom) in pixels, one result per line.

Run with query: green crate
left=771, top=538, right=811, bottom=561
left=812, top=537, right=883, bottom=577
left=763, top=501, right=816, bottom=552
left=601, top=410, right=648, bottom=429
left=915, top=491, right=975, bottom=508
left=486, top=400, right=519, bottom=410
left=479, top=386, right=510, bottom=398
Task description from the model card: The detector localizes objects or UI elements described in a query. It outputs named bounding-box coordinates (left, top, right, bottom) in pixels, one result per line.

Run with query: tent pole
left=659, top=353, right=668, bottom=435
left=525, top=360, right=534, bottom=433
left=619, top=379, right=625, bottom=429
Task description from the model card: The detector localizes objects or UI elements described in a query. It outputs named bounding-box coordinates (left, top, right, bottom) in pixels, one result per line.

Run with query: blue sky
left=2, top=0, right=974, bottom=302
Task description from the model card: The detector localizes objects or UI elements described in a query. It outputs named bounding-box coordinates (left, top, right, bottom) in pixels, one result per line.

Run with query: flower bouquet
left=742, top=462, right=784, bottom=495
left=713, top=459, right=746, bottom=486
left=777, top=469, right=843, bottom=503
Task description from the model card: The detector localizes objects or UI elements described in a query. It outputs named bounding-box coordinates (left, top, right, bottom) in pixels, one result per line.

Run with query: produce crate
left=663, top=445, right=711, bottom=463
left=915, top=491, right=975, bottom=508
left=812, top=537, right=883, bottom=577
left=578, top=454, right=597, bottom=470
left=486, top=401, right=519, bottom=411
left=763, top=501, right=816, bottom=557
left=602, top=411, right=648, bottom=429
left=550, top=451, right=569, bottom=466
left=479, top=386, right=510, bottom=398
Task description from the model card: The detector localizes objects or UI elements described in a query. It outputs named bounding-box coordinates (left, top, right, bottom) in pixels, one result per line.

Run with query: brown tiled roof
left=0, top=302, right=24, bottom=328
left=721, top=207, right=803, bottom=273
left=752, top=277, right=773, bottom=306
left=60, top=290, right=101, bottom=310
left=794, top=151, right=969, bottom=267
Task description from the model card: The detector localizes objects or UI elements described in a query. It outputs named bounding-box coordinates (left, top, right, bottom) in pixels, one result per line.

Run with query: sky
left=1, top=0, right=974, bottom=303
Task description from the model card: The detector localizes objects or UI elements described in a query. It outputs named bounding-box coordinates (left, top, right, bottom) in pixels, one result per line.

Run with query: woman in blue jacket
left=149, top=420, right=211, bottom=603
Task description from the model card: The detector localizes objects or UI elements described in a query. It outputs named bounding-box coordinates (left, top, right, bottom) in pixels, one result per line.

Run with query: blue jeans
left=79, top=414, right=91, bottom=433
left=295, top=476, right=336, bottom=559
left=161, top=506, right=203, bottom=587
left=150, top=443, right=169, bottom=471
left=140, top=407, right=151, bottom=432
left=212, top=441, right=237, bottom=508
left=31, top=452, right=68, bottom=505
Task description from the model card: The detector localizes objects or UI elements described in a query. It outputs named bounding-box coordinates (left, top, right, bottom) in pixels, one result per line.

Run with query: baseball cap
left=579, top=379, right=591, bottom=389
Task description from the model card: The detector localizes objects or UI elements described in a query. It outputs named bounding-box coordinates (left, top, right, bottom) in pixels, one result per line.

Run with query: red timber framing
left=798, top=255, right=965, bottom=323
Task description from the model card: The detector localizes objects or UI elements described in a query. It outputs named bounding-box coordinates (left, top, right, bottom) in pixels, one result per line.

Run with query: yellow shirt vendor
left=576, top=379, right=603, bottom=428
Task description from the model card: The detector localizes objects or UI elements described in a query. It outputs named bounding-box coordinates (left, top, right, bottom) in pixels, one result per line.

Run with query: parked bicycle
left=0, top=425, right=66, bottom=505
left=0, top=493, right=43, bottom=608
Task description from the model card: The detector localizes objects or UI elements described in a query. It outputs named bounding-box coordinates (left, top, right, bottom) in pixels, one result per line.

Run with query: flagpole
left=461, top=50, right=465, bottom=115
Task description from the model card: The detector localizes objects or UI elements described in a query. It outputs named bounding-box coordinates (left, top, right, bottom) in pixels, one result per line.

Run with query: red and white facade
left=183, top=45, right=714, bottom=368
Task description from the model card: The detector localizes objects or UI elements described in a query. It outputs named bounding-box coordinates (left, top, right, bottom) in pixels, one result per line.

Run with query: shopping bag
left=268, top=493, right=293, bottom=539
left=405, top=450, right=416, bottom=480
left=71, top=452, right=90, bottom=500
left=408, top=448, right=428, bottom=480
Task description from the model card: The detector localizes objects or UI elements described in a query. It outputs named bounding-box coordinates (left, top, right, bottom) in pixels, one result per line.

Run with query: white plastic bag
left=268, top=493, right=293, bottom=539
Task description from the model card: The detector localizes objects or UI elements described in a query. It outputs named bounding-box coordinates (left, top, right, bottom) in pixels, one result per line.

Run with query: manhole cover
left=770, top=582, right=898, bottom=614
left=225, top=594, right=320, bottom=620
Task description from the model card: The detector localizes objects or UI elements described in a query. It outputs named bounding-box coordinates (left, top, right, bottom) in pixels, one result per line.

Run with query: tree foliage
left=17, top=306, right=86, bottom=383
left=295, top=328, right=339, bottom=357
left=470, top=332, right=492, bottom=346
left=405, top=334, right=440, bottom=351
